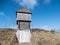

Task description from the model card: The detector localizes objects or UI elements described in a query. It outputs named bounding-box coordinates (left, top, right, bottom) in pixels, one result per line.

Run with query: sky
left=0, top=0, right=60, bottom=31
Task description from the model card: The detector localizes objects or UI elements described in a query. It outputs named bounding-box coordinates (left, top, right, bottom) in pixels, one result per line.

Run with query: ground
left=0, top=28, right=60, bottom=45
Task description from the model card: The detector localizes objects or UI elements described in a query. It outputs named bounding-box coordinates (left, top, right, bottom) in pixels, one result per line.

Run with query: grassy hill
left=0, top=28, right=17, bottom=45
left=31, top=29, right=60, bottom=45
left=0, top=28, right=60, bottom=45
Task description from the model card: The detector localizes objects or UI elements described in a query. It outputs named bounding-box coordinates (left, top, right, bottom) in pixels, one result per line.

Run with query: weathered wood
left=18, top=22, right=30, bottom=30
left=17, top=13, right=31, bottom=21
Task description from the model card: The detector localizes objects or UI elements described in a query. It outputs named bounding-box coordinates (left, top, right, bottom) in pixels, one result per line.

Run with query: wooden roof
left=16, top=8, right=32, bottom=14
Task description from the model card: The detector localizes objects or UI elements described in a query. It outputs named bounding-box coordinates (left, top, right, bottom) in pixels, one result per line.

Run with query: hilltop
left=0, top=28, right=60, bottom=45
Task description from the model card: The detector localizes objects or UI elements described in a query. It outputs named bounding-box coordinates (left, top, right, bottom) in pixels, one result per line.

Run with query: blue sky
left=0, top=0, right=60, bottom=31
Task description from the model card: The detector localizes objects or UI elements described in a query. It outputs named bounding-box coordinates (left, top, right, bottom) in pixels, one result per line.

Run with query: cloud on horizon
left=10, top=26, right=17, bottom=29
left=40, top=26, right=51, bottom=31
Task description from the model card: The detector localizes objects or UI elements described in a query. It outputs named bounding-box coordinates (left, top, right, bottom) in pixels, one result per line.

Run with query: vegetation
left=0, top=28, right=60, bottom=45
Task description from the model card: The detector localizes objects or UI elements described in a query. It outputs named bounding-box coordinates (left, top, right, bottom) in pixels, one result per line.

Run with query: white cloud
left=0, top=12, right=5, bottom=16
left=40, top=26, right=51, bottom=30
left=14, top=0, right=38, bottom=9
left=10, top=26, right=17, bottom=29
left=43, top=0, right=51, bottom=4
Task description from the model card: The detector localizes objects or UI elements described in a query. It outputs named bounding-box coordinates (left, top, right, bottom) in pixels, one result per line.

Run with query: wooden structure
left=16, top=8, right=32, bottom=30
left=16, top=8, right=32, bottom=43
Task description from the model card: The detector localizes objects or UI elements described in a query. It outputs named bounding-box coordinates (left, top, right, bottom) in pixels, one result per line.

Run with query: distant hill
left=0, top=28, right=60, bottom=45
left=0, top=28, right=17, bottom=31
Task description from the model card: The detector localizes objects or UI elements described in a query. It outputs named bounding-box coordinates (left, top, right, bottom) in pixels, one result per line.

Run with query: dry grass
left=0, top=29, right=17, bottom=45
left=31, top=29, right=60, bottom=45
left=0, top=29, right=60, bottom=45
